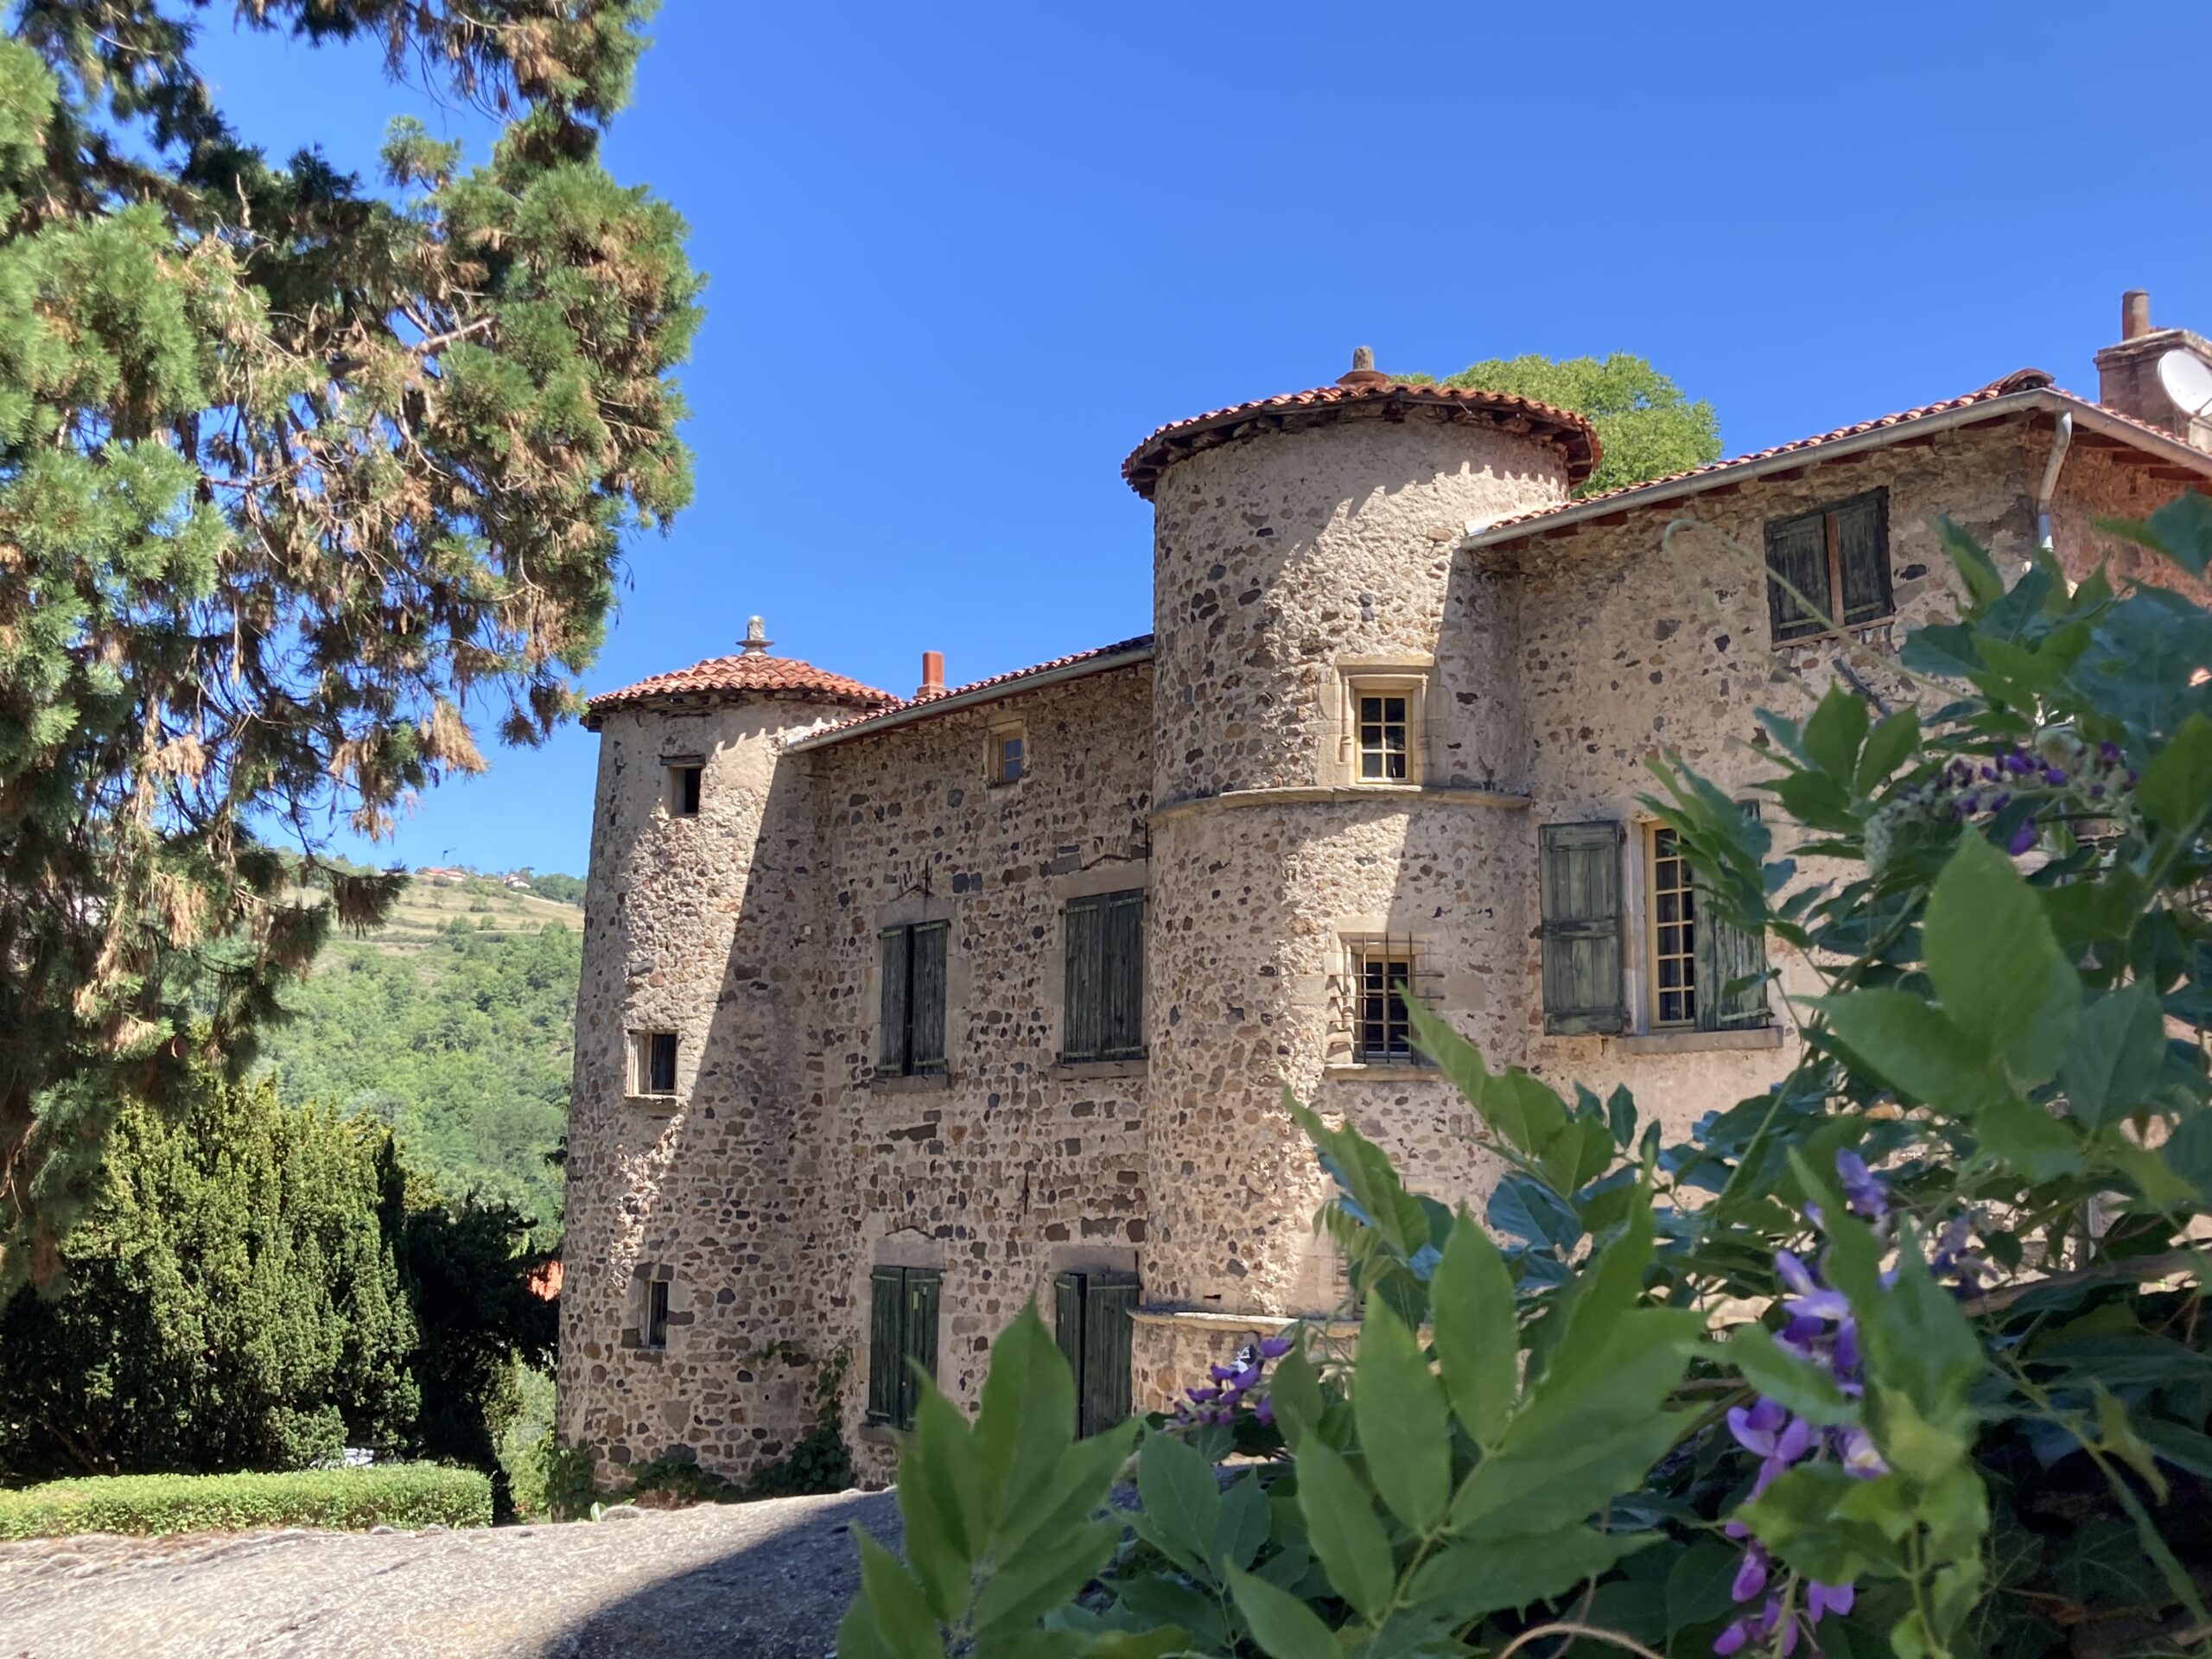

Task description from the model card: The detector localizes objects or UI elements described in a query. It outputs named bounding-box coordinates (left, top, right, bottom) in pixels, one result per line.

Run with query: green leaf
left=1294, top=1439, right=1395, bottom=1624
left=2059, top=981, right=2169, bottom=1128
left=1405, top=1001, right=1566, bottom=1159
left=1819, top=989, right=1993, bottom=1109
left=2093, top=1383, right=2170, bottom=1505
left=2146, top=490, right=2212, bottom=578
left=2049, top=1513, right=2166, bottom=1610
left=1738, top=1465, right=1905, bottom=1585
left=1664, top=1540, right=1743, bottom=1634
left=1135, top=1429, right=1218, bottom=1577
left=1939, top=516, right=2007, bottom=607
left=1974, top=1095, right=2085, bottom=1181
left=1267, top=1344, right=1324, bottom=1452
left=1923, top=830, right=2079, bottom=1085
left=1213, top=1472, right=1271, bottom=1573
left=1721, top=1324, right=1860, bottom=1427
left=1541, top=1185, right=1655, bottom=1385
left=1431, top=1216, right=1518, bottom=1449
left=851, top=1528, right=946, bottom=1659
left=1802, top=686, right=1870, bottom=783
left=1354, top=1300, right=1451, bottom=1534
left=972, top=1516, right=1124, bottom=1635
left=971, top=1305, right=1077, bottom=1544
left=1407, top=1528, right=1658, bottom=1625
left=899, top=1387, right=979, bottom=1621
left=1854, top=708, right=1920, bottom=794
left=2139, top=710, right=2212, bottom=834
left=1224, top=1565, right=1340, bottom=1659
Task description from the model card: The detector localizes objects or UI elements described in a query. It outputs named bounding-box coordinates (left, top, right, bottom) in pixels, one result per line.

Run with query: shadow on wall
left=529, top=1489, right=898, bottom=1659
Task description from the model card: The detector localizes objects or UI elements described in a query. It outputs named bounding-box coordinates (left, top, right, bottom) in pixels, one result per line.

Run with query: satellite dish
left=2157, top=347, right=2212, bottom=419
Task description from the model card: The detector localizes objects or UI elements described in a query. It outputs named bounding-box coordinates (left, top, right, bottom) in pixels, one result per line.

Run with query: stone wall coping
left=1616, top=1025, right=1788, bottom=1056
left=1128, top=1308, right=1361, bottom=1338
left=1150, top=784, right=1531, bottom=825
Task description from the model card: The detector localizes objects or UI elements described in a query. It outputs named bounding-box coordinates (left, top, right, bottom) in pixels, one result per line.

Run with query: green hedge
left=0, top=1464, right=492, bottom=1539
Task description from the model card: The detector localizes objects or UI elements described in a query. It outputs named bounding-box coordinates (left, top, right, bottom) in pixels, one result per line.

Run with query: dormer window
left=1764, top=490, right=1891, bottom=642
left=990, top=722, right=1026, bottom=785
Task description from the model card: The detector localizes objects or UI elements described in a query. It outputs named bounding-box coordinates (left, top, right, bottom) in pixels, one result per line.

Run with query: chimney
left=1338, top=344, right=1389, bottom=388
left=2093, top=288, right=2212, bottom=454
left=738, top=615, right=772, bottom=655
left=916, top=650, right=944, bottom=701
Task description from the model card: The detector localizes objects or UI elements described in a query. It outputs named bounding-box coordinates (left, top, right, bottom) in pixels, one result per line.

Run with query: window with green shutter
left=1693, top=804, right=1771, bottom=1031
left=1063, top=890, right=1145, bottom=1063
left=1640, top=814, right=1771, bottom=1032
left=864, top=1264, right=942, bottom=1430
left=1539, top=822, right=1625, bottom=1036
left=877, top=921, right=948, bottom=1077
left=1765, top=489, right=1892, bottom=642
left=1053, top=1271, right=1138, bottom=1437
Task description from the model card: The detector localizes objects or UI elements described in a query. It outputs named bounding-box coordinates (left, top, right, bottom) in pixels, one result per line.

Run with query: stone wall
left=792, top=665, right=1156, bottom=1478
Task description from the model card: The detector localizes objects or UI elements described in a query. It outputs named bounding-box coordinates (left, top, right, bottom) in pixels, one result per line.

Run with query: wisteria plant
left=839, top=497, right=2212, bottom=1659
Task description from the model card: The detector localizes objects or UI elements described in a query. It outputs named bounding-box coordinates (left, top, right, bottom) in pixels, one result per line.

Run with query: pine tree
left=0, top=3, right=699, bottom=1282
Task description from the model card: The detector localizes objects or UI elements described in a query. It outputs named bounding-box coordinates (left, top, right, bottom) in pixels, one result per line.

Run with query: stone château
left=559, top=295, right=2212, bottom=1484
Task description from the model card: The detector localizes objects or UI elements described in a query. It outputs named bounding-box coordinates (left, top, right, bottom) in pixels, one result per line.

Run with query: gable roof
left=1121, top=376, right=1601, bottom=499
left=585, top=652, right=895, bottom=727
left=782, top=634, right=1155, bottom=752
left=1461, top=369, right=2212, bottom=554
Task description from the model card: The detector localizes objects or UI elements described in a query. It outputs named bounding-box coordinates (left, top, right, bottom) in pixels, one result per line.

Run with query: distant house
left=413, top=866, right=468, bottom=883
left=559, top=292, right=2212, bottom=1487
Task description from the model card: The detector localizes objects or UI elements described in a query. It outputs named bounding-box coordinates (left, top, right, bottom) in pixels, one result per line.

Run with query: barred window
left=1354, top=949, right=1418, bottom=1062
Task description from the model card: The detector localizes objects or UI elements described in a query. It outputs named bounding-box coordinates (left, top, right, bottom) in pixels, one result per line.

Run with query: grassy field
left=347, top=875, right=584, bottom=953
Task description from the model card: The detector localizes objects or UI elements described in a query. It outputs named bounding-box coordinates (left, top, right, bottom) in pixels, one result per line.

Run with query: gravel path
left=0, top=1490, right=900, bottom=1659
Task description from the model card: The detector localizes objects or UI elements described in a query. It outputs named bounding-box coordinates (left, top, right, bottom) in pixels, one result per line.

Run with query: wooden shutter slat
left=878, top=927, right=909, bottom=1075
left=1539, top=823, right=1624, bottom=1035
left=1054, top=1271, right=1084, bottom=1405
left=1764, top=511, right=1828, bottom=641
left=1835, top=490, right=1892, bottom=626
left=1103, top=891, right=1145, bottom=1060
left=865, top=1268, right=903, bottom=1424
left=911, top=922, right=948, bottom=1074
left=1082, top=1275, right=1137, bottom=1438
left=901, top=1269, right=941, bottom=1430
left=1064, top=897, right=1103, bottom=1063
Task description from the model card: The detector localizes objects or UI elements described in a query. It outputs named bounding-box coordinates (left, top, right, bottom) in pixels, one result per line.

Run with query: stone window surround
left=987, top=716, right=1027, bottom=788
left=1043, top=860, right=1150, bottom=1077
left=1325, top=918, right=1440, bottom=1072
left=652, top=726, right=713, bottom=822
left=625, top=1027, right=686, bottom=1113
left=1326, top=658, right=1435, bottom=789
left=620, top=1261, right=690, bottom=1356
left=1609, top=807, right=1783, bottom=1056
left=864, top=893, right=972, bottom=1088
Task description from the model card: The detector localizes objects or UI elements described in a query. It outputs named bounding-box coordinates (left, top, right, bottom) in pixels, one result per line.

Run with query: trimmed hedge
left=0, top=1464, right=492, bottom=1539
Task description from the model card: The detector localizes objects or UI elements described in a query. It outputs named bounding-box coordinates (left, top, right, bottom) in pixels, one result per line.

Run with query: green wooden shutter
left=865, top=1268, right=903, bottom=1424
left=1081, top=1275, right=1138, bottom=1437
left=910, top=922, right=947, bottom=1074
left=1100, top=890, right=1145, bottom=1060
left=1835, top=490, right=1892, bottom=626
left=1764, top=510, right=1827, bottom=641
left=900, top=1268, right=941, bottom=1430
left=878, top=927, right=909, bottom=1075
left=1053, top=1272, right=1084, bottom=1395
left=1064, top=897, right=1104, bottom=1062
left=1539, top=822, right=1625, bottom=1035
left=1694, top=804, right=1771, bottom=1031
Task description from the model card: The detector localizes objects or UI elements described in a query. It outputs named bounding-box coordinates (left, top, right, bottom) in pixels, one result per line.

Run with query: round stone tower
left=558, top=620, right=893, bottom=1482
left=1123, top=352, right=1599, bottom=1317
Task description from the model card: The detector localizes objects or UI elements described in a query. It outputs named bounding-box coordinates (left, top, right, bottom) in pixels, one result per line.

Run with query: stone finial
left=1338, top=345, right=1389, bottom=388
left=740, top=615, right=773, bottom=655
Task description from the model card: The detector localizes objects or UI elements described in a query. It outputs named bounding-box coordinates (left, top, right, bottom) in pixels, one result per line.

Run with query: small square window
left=632, top=1030, right=678, bottom=1096
left=668, top=765, right=702, bottom=817
left=1344, top=675, right=1425, bottom=785
left=990, top=727, right=1025, bottom=785
left=645, top=1280, right=670, bottom=1350
left=1352, top=948, right=1420, bottom=1064
left=1357, top=695, right=1408, bottom=781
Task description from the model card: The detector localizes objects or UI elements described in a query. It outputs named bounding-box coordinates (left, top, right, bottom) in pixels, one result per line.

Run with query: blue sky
left=194, top=2, right=2212, bottom=878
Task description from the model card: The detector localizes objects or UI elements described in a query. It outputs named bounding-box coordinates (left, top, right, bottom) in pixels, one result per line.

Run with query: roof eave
left=1459, top=390, right=2212, bottom=558
left=782, top=643, right=1155, bottom=753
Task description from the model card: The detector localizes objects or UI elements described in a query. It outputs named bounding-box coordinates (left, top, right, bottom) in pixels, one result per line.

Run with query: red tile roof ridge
left=586, top=652, right=896, bottom=720
left=1471, top=368, right=2063, bottom=541
left=1121, top=378, right=1602, bottom=499
left=788, top=633, right=1155, bottom=748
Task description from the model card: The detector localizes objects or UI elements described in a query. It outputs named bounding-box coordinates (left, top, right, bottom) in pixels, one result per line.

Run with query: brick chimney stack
left=916, top=650, right=944, bottom=701
left=2094, top=289, right=2212, bottom=454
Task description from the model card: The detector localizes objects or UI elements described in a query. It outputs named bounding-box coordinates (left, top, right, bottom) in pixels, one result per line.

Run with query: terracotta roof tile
left=1121, top=377, right=1601, bottom=499
left=789, top=634, right=1154, bottom=749
left=1471, top=368, right=2059, bottom=541
left=586, top=652, right=895, bottom=721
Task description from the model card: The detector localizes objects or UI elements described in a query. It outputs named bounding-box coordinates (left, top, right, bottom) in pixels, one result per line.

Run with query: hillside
left=255, top=874, right=585, bottom=1244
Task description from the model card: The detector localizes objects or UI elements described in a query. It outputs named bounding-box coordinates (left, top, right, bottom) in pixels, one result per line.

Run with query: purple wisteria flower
left=1173, top=1332, right=1297, bottom=1428
left=1713, top=1152, right=1897, bottom=1652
